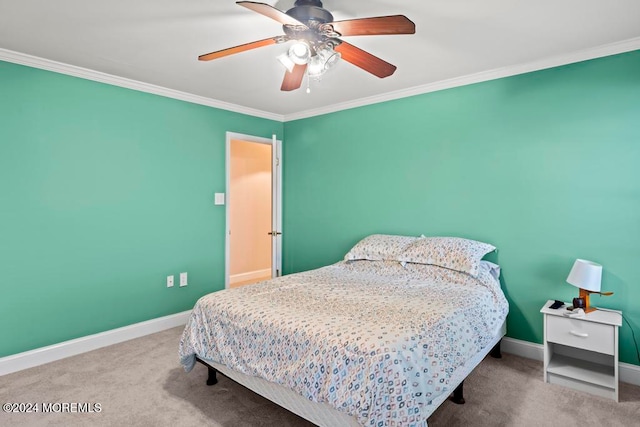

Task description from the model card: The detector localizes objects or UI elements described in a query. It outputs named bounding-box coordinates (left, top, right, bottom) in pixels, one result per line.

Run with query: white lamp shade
left=566, top=259, right=602, bottom=292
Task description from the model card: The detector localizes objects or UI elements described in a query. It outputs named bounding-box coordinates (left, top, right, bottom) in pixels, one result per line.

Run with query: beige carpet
left=1, top=327, right=638, bottom=427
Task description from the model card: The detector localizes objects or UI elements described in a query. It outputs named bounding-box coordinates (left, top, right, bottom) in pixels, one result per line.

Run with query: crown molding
left=2, top=38, right=639, bottom=124
left=0, top=48, right=284, bottom=122
left=283, top=37, right=640, bottom=122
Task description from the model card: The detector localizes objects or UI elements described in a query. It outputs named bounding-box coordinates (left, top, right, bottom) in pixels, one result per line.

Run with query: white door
left=225, top=132, right=282, bottom=288
left=270, top=133, right=283, bottom=278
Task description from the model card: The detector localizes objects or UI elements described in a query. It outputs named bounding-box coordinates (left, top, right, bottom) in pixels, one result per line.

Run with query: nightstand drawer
left=547, top=315, right=614, bottom=355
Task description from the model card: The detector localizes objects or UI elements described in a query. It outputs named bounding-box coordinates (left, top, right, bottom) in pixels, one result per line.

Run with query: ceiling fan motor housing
left=286, top=0, right=334, bottom=25
left=292, top=0, right=326, bottom=9
left=284, top=0, right=334, bottom=46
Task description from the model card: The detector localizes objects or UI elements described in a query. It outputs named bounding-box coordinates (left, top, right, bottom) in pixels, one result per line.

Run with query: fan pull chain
left=306, top=73, right=311, bottom=93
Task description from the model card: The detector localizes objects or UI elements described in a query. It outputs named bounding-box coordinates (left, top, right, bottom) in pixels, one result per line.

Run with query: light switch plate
left=214, top=193, right=225, bottom=205
left=180, top=272, right=188, bottom=287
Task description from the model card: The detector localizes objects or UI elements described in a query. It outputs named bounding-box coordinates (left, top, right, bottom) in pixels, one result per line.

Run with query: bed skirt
left=199, top=320, right=507, bottom=426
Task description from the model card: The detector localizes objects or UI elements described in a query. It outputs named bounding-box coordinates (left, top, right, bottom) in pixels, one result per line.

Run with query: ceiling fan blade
left=198, top=37, right=279, bottom=61
left=237, top=1, right=306, bottom=26
left=281, top=64, right=307, bottom=91
left=334, top=42, right=396, bottom=78
left=330, top=15, right=415, bottom=36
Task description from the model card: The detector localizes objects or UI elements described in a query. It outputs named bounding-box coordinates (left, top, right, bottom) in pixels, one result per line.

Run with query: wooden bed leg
left=451, top=381, right=465, bottom=404
left=206, top=366, right=218, bottom=386
left=490, top=340, right=502, bottom=359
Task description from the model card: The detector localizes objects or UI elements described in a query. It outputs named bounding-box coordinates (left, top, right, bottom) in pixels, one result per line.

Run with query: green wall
left=3, top=50, right=639, bottom=367
left=282, top=50, right=640, bottom=366
left=0, top=61, right=282, bottom=357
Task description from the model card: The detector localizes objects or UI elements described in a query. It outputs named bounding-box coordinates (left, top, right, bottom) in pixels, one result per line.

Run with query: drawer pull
left=570, top=330, right=589, bottom=338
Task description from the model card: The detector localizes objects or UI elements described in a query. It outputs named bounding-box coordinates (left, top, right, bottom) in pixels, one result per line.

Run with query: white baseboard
left=230, top=268, right=271, bottom=284
left=502, top=337, right=640, bottom=387
left=502, top=337, right=544, bottom=361
left=0, top=310, right=191, bottom=376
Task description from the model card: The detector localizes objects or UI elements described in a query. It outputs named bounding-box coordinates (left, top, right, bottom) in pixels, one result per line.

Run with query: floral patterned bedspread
left=179, top=260, right=508, bottom=426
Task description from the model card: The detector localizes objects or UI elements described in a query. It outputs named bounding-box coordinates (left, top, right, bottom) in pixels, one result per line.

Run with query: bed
left=179, top=235, right=509, bottom=426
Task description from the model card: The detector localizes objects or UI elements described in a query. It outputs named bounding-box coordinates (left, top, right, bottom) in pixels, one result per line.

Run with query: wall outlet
left=180, top=272, right=188, bottom=287
left=166, top=275, right=174, bottom=288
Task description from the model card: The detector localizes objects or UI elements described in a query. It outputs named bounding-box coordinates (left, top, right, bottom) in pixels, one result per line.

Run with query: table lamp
left=566, top=259, right=612, bottom=313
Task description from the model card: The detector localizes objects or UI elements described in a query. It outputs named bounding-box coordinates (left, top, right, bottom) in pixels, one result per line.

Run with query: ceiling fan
left=199, top=1, right=415, bottom=91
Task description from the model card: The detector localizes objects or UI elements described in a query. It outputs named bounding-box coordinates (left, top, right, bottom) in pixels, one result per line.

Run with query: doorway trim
left=225, top=132, right=282, bottom=289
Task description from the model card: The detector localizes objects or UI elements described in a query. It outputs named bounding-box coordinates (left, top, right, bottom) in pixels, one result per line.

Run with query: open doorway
left=225, top=132, right=282, bottom=289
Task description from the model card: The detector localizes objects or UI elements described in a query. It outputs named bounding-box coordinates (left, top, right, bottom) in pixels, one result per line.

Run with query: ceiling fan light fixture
left=307, top=56, right=325, bottom=79
left=288, top=41, right=311, bottom=64
left=307, top=46, right=340, bottom=79
left=277, top=52, right=296, bottom=72
left=320, top=48, right=340, bottom=71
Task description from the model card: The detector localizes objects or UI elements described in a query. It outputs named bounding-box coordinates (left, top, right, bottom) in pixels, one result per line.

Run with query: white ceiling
left=1, top=0, right=639, bottom=120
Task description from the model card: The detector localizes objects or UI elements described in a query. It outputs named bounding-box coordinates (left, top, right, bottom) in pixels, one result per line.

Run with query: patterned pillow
left=344, top=234, right=418, bottom=261
left=397, top=237, right=496, bottom=277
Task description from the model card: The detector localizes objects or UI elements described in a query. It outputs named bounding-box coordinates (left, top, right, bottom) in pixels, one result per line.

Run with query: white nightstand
left=540, top=300, right=622, bottom=401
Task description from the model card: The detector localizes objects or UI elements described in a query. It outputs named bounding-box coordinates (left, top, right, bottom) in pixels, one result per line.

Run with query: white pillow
left=344, top=234, right=418, bottom=261
left=480, top=260, right=501, bottom=281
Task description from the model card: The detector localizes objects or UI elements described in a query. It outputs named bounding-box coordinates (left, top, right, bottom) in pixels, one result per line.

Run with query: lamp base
left=578, top=288, right=597, bottom=313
